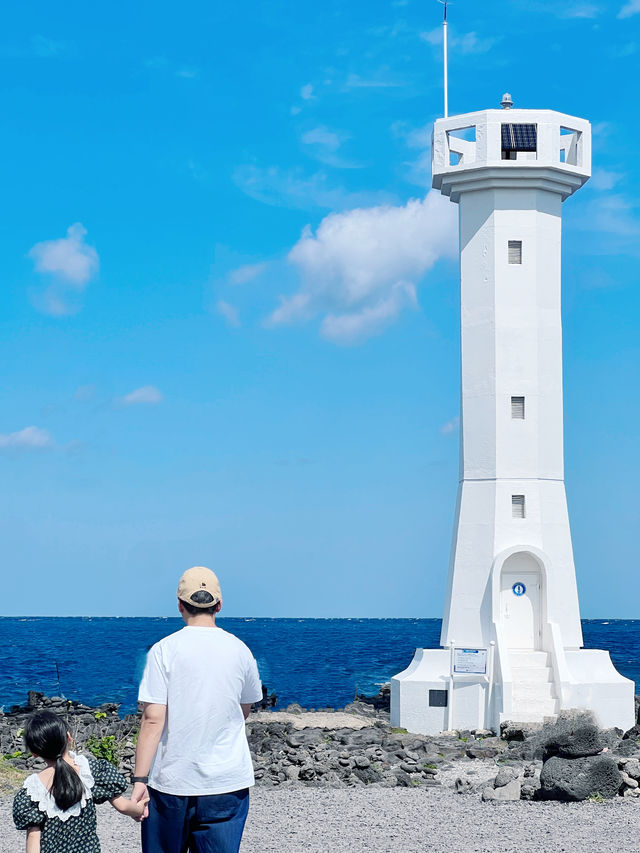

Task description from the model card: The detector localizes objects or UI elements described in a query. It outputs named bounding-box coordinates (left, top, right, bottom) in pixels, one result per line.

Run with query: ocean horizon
left=1, top=617, right=638, bottom=715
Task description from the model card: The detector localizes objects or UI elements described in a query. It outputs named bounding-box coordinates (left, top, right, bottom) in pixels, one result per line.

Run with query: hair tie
left=56, top=751, right=65, bottom=760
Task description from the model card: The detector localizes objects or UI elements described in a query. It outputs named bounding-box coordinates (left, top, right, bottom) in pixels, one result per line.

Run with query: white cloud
left=118, top=386, right=164, bottom=406
left=420, top=28, right=496, bottom=54
left=619, top=0, right=640, bottom=17
left=300, top=84, right=315, bottom=100
left=393, top=121, right=433, bottom=186
left=233, top=164, right=393, bottom=211
left=590, top=169, right=623, bottom=191
left=74, top=384, right=96, bottom=402
left=265, top=191, right=457, bottom=343
left=560, top=3, right=600, bottom=17
left=440, top=416, right=459, bottom=436
left=217, top=300, right=240, bottom=327
left=343, top=72, right=402, bottom=89
left=320, top=282, right=417, bottom=343
left=302, top=126, right=343, bottom=152
left=28, top=223, right=99, bottom=315
left=301, top=126, right=360, bottom=169
left=228, top=262, right=267, bottom=285
left=0, top=426, right=54, bottom=450
left=29, top=223, right=99, bottom=286
left=585, top=195, right=640, bottom=237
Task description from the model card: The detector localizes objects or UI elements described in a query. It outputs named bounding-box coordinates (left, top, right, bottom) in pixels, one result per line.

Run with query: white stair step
left=511, top=698, right=558, bottom=718
left=511, top=665, right=553, bottom=683
left=509, top=650, right=550, bottom=668
left=512, top=681, right=556, bottom=701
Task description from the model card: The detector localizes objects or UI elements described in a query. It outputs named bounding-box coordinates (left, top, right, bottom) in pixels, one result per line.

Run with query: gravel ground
left=2, top=786, right=638, bottom=853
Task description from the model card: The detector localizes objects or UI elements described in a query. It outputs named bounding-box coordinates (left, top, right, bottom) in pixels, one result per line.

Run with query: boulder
left=550, top=723, right=604, bottom=758
left=540, top=754, right=622, bottom=801
left=482, top=780, right=521, bottom=801
left=615, top=738, right=640, bottom=758
left=494, top=766, right=518, bottom=788
left=454, top=777, right=474, bottom=794
left=623, top=759, right=640, bottom=781
left=520, top=781, right=541, bottom=801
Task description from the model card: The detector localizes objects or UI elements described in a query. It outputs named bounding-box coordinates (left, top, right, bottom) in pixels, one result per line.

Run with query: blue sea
left=0, top=618, right=638, bottom=715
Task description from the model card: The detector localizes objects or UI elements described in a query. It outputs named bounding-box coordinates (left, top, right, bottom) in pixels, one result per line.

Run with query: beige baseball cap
left=177, top=566, right=222, bottom=608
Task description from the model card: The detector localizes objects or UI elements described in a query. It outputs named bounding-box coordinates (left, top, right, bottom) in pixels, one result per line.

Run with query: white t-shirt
left=138, top=625, right=262, bottom=796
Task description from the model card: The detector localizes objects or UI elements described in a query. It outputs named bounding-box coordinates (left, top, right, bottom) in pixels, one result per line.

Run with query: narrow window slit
left=511, top=396, right=525, bottom=419
left=512, top=495, right=526, bottom=519
left=508, top=241, right=522, bottom=264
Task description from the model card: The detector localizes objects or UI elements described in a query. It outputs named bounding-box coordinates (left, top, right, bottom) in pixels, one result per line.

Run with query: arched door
left=499, top=552, right=542, bottom=650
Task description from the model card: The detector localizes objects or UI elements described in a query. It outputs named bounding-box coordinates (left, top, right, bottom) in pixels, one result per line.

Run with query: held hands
left=130, top=782, right=150, bottom=822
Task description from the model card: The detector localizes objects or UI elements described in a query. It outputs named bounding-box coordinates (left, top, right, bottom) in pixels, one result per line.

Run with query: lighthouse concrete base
left=391, top=646, right=635, bottom=736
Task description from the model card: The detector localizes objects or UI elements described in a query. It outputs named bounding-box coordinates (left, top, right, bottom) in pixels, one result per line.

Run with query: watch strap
left=131, top=775, right=149, bottom=783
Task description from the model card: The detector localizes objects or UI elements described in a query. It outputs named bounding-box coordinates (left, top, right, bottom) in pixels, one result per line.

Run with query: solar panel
left=501, top=123, right=537, bottom=152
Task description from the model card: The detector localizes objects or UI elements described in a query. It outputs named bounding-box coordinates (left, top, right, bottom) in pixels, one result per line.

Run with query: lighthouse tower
left=391, top=97, right=635, bottom=735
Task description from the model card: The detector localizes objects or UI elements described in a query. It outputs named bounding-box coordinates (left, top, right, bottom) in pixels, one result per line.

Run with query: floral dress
left=13, top=752, right=127, bottom=853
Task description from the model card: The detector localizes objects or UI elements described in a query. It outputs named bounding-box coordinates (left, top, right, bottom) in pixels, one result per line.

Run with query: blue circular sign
left=512, top=582, right=526, bottom=597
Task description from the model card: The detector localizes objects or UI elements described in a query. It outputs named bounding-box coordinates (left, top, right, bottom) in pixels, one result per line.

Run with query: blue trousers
left=141, top=787, right=249, bottom=853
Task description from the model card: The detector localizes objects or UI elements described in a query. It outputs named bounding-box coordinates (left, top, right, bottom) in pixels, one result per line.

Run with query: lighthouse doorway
left=499, top=553, right=542, bottom=650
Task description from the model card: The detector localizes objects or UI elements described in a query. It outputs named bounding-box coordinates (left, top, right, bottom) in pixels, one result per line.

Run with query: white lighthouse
left=391, top=97, right=635, bottom=735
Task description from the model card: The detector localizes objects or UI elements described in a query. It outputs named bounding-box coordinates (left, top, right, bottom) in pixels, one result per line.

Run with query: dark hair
left=180, top=590, right=219, bottom=616
left=24, top=711, right=84, bottom=811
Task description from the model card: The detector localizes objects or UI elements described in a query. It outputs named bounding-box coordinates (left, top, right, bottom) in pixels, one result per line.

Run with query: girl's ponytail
left=24, top=711, right=84, bottom=811
left=51, top=750, right=85, bottom=810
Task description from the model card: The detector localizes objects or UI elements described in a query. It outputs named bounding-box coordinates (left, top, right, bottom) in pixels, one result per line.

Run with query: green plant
left=86, top=735, right=119, bottom=767
left=16, top=728, right=24, bottom=739
left=424, top=763, right=437, bottom=770
left=588, top=792, right=604, bottom=803
left=410, top=778, right=422, bottom=786
left=0, top=757, right=28, bottom=795
left=94, top=711, right=107, bottom=720
left=390, top=727, right=408, bottom=735
left=3, top=750, right=26, bottom=760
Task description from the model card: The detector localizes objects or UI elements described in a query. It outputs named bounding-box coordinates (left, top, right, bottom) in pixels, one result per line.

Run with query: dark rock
left=520, top=781, right=541, bottom=801
left=343, top=701, right=378, bottom=717
left=623, top=759, right=640, bottom=781
left=546, top=723, right=604, bottom=759
left=285, top=730, right=323, bottom=748
left=454, top=777, right=474, bottom=794
left=353, top=766, right=381, bottom=784
left=466, top=745, right=503, bottom=759
left=494, top=767, right=517, bottom=788
left=540, top=754, right=622, bottom=801
left=622, top=724, right=640, bottom=741
left=393, top=769, right=413, bottom=787
left=615, top=738, right=640, bottom=757
left=353, top=683, right=391, bottom=713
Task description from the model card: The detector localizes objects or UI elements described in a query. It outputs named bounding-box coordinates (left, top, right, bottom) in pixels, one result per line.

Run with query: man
left=131, top=566, right=262, bottom=853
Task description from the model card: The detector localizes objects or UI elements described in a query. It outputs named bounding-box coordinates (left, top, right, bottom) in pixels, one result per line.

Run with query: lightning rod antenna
left=438, top=0, right=449, bottom=117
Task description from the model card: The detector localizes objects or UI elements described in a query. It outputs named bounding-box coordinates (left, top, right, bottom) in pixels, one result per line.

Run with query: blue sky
left=1, top=0, right=639, bottom=618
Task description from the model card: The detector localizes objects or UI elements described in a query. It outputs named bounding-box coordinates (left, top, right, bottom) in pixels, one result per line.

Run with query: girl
left=13, top=710, right=148, bottom=853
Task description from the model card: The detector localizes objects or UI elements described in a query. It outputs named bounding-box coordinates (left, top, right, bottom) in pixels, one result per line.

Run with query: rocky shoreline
left=2, top=690, right=639, bottom=803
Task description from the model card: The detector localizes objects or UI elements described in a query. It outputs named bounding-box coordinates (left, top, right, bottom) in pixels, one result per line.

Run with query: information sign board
left=453, top=647, right=488, bottom=675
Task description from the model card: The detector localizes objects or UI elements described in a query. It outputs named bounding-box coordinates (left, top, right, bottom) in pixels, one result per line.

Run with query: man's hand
left=130, top=783, right=150, bottom=821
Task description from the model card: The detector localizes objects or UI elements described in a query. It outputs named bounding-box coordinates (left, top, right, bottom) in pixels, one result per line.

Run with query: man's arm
left=241, top=703, right=252, bottom=720
left=131, top=702, right=167, bottom=816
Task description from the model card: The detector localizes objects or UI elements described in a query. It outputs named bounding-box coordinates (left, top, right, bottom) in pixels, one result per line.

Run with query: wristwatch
left=131, top=776, right=149, bottom=783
